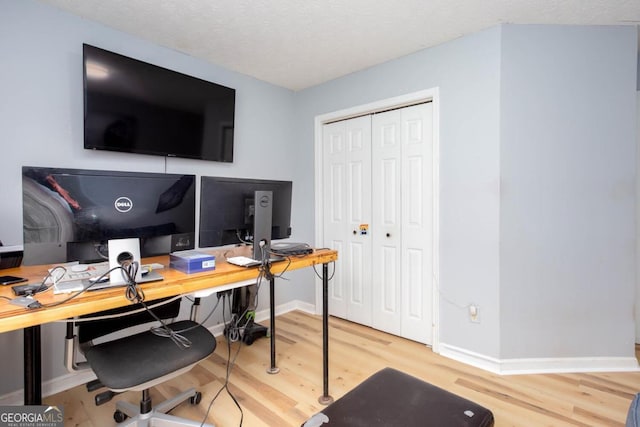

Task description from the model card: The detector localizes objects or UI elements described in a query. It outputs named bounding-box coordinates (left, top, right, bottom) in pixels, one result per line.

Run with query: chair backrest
left=77, top=297, right=182, bottom=345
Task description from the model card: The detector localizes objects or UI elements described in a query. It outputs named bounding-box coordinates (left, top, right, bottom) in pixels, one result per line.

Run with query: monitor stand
left=108, top=238, right=143, bottom=285
left=252, top=190, right=273, bottom=262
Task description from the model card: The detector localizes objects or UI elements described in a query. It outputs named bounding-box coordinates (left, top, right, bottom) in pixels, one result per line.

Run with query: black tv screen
left=22, top=166, right=196, bottom=265
left=83, top=44, right=235, bottom=162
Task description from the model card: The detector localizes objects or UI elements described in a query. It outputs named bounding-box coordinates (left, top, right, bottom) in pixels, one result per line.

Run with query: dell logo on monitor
left=114, top=197, right=133, bottom=213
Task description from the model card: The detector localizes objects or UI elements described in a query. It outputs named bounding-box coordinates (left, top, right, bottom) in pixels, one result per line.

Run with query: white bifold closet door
left=322, top=115, right=373, bottom=326
left=322, top=102, right=433, bottom=345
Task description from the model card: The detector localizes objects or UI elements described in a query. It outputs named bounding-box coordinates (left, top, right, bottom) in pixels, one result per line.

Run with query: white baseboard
left=0, top=299, right=317, bottom=405
left=439, top=342, right=640, bottom=375
left=438, top=343, right=503, bottom=373
left=0, top=370, right=97, bottom=406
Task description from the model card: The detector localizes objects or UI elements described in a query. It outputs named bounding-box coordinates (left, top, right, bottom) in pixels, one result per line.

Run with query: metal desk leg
left=190, top=297, right=201, bottom=321
left=24, top=325, right=42, bottom=405
left=267, top=276, right=279, bottom=374
left=318, top=262, right=333, bottom=405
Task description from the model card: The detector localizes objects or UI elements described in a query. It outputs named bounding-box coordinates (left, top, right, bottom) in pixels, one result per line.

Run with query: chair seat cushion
left=84, top=320, right=216, bottom=390
left=304, top=367, right=494, bottom=427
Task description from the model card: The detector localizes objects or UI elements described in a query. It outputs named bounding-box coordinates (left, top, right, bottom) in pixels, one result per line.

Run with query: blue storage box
left=170, top=250, right=215, bottom=274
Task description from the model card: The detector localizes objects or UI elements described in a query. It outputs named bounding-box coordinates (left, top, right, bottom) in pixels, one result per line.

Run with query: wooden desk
left=0, top=249, right=337, bottom=405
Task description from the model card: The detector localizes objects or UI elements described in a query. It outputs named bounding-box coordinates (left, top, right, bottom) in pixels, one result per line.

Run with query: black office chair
left=65, top=296, right=216, bottom=426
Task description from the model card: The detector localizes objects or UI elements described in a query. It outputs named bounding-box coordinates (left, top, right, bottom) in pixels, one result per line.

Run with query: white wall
left=499, top=25, right=638, bottom=360
left=0, top=0, right=312, bottom=397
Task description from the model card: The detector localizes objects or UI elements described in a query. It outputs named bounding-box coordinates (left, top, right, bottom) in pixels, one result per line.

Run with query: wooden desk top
left=0, top=248, right=337, bottom=333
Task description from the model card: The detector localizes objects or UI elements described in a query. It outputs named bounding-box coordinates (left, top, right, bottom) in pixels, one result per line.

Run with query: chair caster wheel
left=114, top=410, right=128, bottom=423
left=190, top=391, right=202, bottom=405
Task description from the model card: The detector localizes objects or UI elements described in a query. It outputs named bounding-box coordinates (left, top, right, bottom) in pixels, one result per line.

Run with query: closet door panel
left=372, top=110, right=402, bottom=335
left=400, top=103, right=433, bottom=344
left=323, top=116, right=372, bottom=325
left=323, top=126, right=347, bottom=317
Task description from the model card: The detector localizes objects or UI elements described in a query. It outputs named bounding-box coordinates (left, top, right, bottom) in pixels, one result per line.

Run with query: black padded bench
left=303, top=367, right=494, bottom=427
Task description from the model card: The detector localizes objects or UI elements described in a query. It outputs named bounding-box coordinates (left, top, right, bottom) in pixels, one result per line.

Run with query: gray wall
left=500, top=25, right=638, bottom=359
left=295, top=27, right=504, bottom=357
left=0, top=0, right=310, bottom=397
left=295, top=24, right=638, bottom=362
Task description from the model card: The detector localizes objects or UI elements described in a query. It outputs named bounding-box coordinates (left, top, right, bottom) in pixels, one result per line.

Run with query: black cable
left=56, top=296, right=182, bottom=323
left=42, top=265, right=125, bottom=308
left=200, top=292, right=244, bottom=427
left=253, top=265, right=266, bottom=310
left=94, top=243, right=109, bottom=260
left=117, top=260, right=144, bottom=303
left=32, top=265, right=68, bottom=294
left=116, top=261, right=192, bottom=349
left=222, top=294, right=244, bottom=427
left=42, top=263, right=192, bottom=349
left=235, top=230, right=252, bottom=246
left=45, top=266, right=226, bottom=371
left=266, top=249, right=293, bottom=279
left=44, top=265, right=67, bottom=284
left=157, top=296, right=222, bottom=336
left=312, top=261, right=336, bottom=282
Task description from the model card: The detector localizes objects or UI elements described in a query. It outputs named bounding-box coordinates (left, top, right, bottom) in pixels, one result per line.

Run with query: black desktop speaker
left=67, top=241, right=107, bottom=264
left=0, top=247, right=23, bottom=269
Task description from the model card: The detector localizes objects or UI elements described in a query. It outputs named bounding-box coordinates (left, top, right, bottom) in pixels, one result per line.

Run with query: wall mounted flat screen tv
left=22, top=166, right=196, bottom=265
left=83, top=44, right=235, bottom=162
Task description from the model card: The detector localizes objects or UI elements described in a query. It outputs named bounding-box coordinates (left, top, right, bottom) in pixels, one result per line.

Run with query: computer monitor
left=22, top=166, right=196, bottom=265
left=198, top=176, right=292, bottom=257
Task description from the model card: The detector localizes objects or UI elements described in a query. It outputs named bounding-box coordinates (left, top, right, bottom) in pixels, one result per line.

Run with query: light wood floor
left=46, top=310, right=640, bottom=426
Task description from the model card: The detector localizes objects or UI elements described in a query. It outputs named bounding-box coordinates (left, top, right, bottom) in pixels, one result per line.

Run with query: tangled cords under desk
left=120, top=262, right=192, bottom=349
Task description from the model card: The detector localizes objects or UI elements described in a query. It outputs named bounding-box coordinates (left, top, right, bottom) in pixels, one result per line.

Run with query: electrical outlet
left=469, top=304, right=480, bottom=323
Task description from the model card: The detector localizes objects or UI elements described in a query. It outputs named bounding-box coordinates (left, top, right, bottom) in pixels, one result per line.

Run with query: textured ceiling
left=38, top=0, right=640, bottom=90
